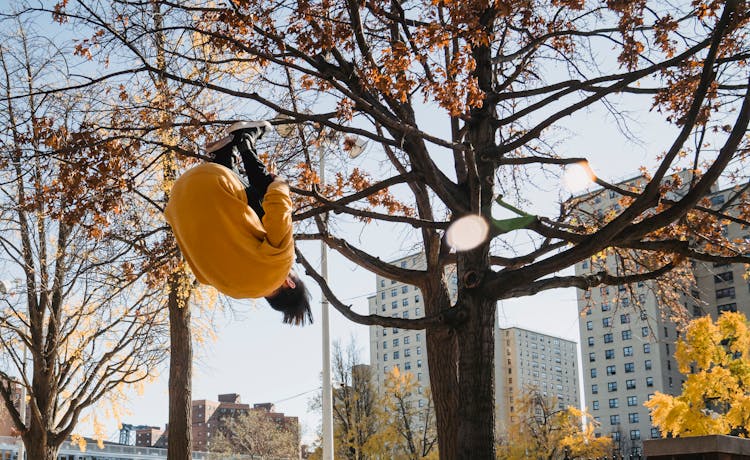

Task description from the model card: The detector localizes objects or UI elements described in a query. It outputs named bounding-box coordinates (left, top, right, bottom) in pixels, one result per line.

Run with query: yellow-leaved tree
left=496, top=389, right=611, bottom=460
left=645, top=311, right=750, bottom=437
left=374, top=367, right=439, bottom=460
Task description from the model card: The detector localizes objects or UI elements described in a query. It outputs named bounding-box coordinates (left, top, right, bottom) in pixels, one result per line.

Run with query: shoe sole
left=228, top=120, right=272, bottom=133
left=206, top=121, right=272, bottom=153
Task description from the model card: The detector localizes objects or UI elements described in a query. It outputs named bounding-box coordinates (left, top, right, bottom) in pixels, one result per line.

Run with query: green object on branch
left=490, top=196, right=537, bottom=237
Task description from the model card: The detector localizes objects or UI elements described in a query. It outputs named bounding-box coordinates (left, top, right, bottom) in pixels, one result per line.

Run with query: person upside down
left=164, top=121, right=313, bottom=326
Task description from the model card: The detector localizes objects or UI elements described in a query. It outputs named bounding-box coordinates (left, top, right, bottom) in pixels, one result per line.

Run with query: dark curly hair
left=265, top=272, right=313, bottom=326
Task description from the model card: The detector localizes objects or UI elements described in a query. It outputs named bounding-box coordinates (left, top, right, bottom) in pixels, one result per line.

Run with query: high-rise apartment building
left=368, top=254, right=443, bottom=410
left=494, top=327, right=579, bottom=432
left=369, top=254, right=580, bottom=432
left=575, top=174, right=746, bottom=457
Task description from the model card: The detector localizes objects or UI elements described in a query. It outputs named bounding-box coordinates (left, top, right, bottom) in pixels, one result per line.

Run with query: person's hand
left=268, top=159, right=278, bottom=176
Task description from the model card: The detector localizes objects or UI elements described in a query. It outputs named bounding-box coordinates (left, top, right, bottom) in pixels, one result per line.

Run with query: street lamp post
left=273, top=118, right=366, bottom=460
left=318, top=140, right=334, bottom=460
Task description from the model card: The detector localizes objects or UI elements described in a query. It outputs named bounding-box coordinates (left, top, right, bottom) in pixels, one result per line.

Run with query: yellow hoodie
left=164, top=163, right=294, bottom=299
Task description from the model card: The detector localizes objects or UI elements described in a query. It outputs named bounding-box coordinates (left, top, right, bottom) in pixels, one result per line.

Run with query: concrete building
left=369, top=253, right=579, bottom=433
left=575, top=174, right=747, bottom=457
left=494, top=327, right=579, bottom=432
left=367, top=253, right=453, bottom=411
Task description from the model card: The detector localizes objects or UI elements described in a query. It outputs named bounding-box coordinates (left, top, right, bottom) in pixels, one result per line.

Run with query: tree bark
left=167, top=273, right=192, bottom=460
left=26, top=426, right=58, bottom=460
left=456, top=296, right=496, bottom=460
left=426, top=327, right=458, bottom=460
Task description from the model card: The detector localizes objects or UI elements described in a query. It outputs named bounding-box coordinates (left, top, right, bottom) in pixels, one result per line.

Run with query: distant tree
left=496, top=390, right=610, bottom=460
left=645, top=311, right=750, bottom=437
left=377, top=367, right=439, bottom=460
left=310, top=340, right=386, bottom=460
left=0, top=16, right=168, bottom=460
left=208, top=409, right=299, bottom=458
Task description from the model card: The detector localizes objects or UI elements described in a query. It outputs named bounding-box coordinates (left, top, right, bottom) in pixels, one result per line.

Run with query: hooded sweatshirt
left=164, top=162, right=294, bottom=299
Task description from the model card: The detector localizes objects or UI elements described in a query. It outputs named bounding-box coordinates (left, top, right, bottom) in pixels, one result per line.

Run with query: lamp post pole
left=319, top=141, right=334, bottom=460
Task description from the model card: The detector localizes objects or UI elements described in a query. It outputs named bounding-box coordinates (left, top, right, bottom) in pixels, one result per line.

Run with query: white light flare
left=563, top=161, right=597, bottom=193
left=446, top=215, right=490, bottom=252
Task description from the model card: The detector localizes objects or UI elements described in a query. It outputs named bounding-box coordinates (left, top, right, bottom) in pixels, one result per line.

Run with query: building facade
left=575, top=175, right=747, bottom=457
left=192, top=393, right=299, bottom=452
left=494, top=327, right=579, bottom=432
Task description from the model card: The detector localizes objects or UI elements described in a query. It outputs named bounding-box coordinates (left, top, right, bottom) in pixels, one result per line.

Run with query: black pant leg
left=235, top=132, right=275, bottom=197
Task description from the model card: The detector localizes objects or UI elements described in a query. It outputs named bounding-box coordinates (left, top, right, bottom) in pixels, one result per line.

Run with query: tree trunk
left=26, top=443, right=58, bottom=460
left=426, top=327, right=459, bottom=459
left=26, top=425, right=58, bottom=460
left=456, top=295, right=496, bottom=460
left=167, top=273, right=192, bottom=460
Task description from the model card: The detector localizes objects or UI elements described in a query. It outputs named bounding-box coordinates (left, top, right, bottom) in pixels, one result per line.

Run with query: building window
left=384, top=354, right=388, bottom=362
left=417, top=359, right=422, bottom=368
left=642, top=326, right=649, bottom=337
left=416, top=346, right=422, bottom=355
left=383, top=341, right=387, bottom=349
left=392, top=301, right=398, bottom=309
left=604, top=333, right=613, bottom=343
left=610, top=415, right=620, bottom=425
left=605, top=349, right=615, bottom=359
left=624, top=363, right=635, bottom=373
left=393, top=338, right=399, bottom=347
left=603, top=317, right=612, bottom=327
left=651, top=428, right=660, bottom=439
left=643, top=343, right=651, bottom=353
left=606, top=365, right=616, bottom=376
left=602, top=303, right=611, bottom=311
left=627, top=395, right=637, bottom=406
left=646, top=377, right=654, bottom=387
left=380, top=280, right=386, bottom=287
left=393, top=351, right=400, bottom=359
left=402, top=311, right=409, bottom=318
left=402, top=299, right=409, bottom=307
left=608, top=381, right=617, bottom=392
left=645, top=360, right=652, bottom=370
left=600, top=286, right=610, bottom=295
left=416, top=333, right=422, bottom=342
left=626, top=379, right=636, bottom=390
left=405, top=362, right=412, bottom=370
left=589, top=352, right=596, bottom=362
left=391, top=289, right=398, bottom=297
left=402, top=285, right=409, bottom=293
left=588, top=337, right=595, bottom=347
left=609, top=398, right=618, bottom=408
left=582, top=260, right=589, bottom=268
left=592, top=384, right=599, bottom=394
left=629, top=412, right=639, bottom=423
left=620, top=314, right=630, bottom=324
left=592, top=400, right=599, bottom=410
left=630, top=429, right=641, bottom=440
left=415, top=294, right=420, bottom=303
left=718, top=303, right=738, bottom=313
left=380, top=292, right=385, bottom=300
left=404, top=348, right=411, bottom=357
left=415, top=307, right=421, bottom=316
left=623, top=346, right=633, bottom=357
left=404, top=336, right=410, bottom=344
left=716, top=287, right=736, bottom=299
left=622, top=330, right=632, bottom=340
left=586, top=321, right=593, bottom=331
left=591, top=368, right=598, bottom=378
left=714, top=271, right=734, bottom=283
